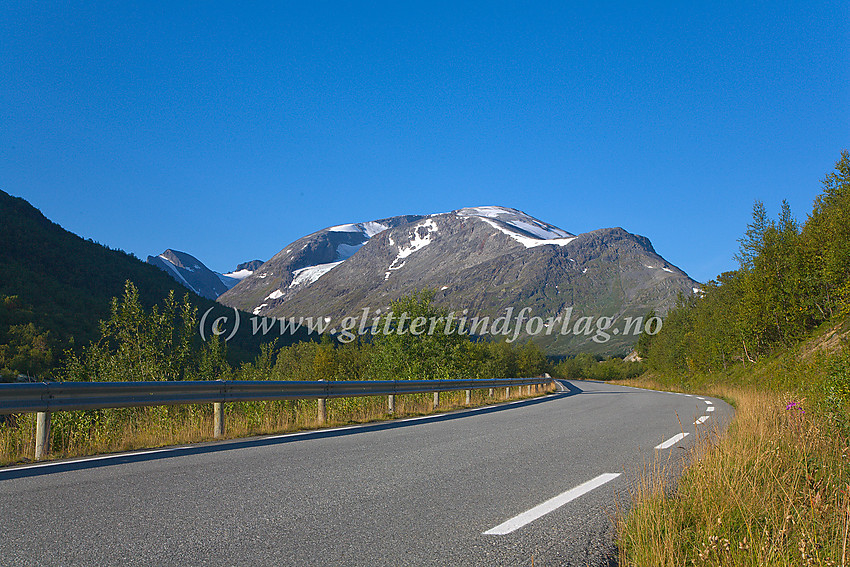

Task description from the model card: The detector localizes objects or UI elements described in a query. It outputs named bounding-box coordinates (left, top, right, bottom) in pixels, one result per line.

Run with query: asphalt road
left=0, top=380, right=733, bottom=566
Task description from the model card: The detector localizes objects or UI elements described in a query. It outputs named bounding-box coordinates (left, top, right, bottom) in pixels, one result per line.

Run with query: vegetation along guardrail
left=0, top=376, right=554, bottom=460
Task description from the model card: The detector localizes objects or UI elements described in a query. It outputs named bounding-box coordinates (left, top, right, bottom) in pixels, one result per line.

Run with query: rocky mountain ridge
left=216, top=206, right=698, bottom=354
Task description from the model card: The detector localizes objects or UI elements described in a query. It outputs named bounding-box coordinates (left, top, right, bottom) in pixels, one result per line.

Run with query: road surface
left=0, top=380, right=733, bottom=566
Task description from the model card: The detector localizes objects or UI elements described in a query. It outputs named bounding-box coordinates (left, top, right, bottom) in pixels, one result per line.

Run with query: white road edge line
left=4, top=393, right=562, bottom=474
left=706, top=406, right=715, bottom=412
left=483, top=473, right=621, bottom=535
left=0, top=445, right=197, bottom=472
left=695, top=415, right=710, bottom=425
left=655, top=432, right=689, bottom=450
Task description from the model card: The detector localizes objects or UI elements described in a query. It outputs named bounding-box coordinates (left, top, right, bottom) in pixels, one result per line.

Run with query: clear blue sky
left=2, top=2, right=847, bottom=283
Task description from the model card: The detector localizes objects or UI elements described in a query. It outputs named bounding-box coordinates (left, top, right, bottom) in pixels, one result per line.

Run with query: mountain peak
left=147, top=250, right=248, bottom=300
left=217, top=206, right=697, bottom=354
left=450, top=206, right=575, bottom=243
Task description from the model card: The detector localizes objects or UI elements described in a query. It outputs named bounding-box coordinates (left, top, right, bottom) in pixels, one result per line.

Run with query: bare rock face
left=217, top=206, right=699, bottom=355
left=147, top=250, right=262, bottom=300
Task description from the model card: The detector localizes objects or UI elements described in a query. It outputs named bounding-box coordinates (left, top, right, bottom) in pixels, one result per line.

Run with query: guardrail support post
left=35, top=411, right=51, bottom=460
left=506, top=386, right=510, bottom=399
left=465, top=389, right=471, bottom=405
left=488, top=388, right=494, bottom=398
left=318, top=398, right=326, bottom=424
left=388, top=394, right=395, bottom=414
left=433, top=391, right=440, bottom=408
left=213, top=402, right=224, bottom=438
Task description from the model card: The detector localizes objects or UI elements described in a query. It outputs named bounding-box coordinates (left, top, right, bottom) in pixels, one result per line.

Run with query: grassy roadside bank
left=614, top=337, right=850, bottom=566
left=0, top=383, right=555, bottom=467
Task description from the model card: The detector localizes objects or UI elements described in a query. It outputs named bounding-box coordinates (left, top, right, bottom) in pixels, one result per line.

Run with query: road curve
left=0, top=380, right=733, bottom=566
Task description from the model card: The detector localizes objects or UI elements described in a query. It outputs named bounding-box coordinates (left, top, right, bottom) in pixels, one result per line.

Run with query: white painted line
left=696, top=397, right=705, bottom=400
left=2, top=445, right=196, bottom=472
left=483, top=473, right=621, bottom=535
left=4, top=392, right=561, bottom=475
left=705, top=400, right=713, bottom=405
left=694, top=415, right=709, bottom=425
left=655, top=432, right=689, bottom=450
left=706, top=406, right=715, bottom=412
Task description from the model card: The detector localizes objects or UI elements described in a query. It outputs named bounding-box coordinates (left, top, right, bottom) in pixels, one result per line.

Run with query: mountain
left=146, top=250, right=259, bottom=300
left=224, top=260, right=264, bottom=280
left=0, top=190, right=299, bottom=363
left=218, top=206, right=699, bottom=355
left=217, top=214, right=424, bottom=314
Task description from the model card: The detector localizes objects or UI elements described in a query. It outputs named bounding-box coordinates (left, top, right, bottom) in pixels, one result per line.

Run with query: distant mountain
left=0, top=190, right=297, bottom=362
left=146, top=250, right=260, bottom=300
left=218, top=206, right=699, bottom=355
left=224, top=260, right=264, bottom=280
left=217, top=215, right=424, bottom=313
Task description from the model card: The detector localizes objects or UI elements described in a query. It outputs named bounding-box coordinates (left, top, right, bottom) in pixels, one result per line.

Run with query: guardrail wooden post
left=488, top=388, right=494, bottom=398
left=0, top=378, right=556, bottom=449
left=388, top=394, right=395, bottom=414
left=317, top=379, right=327, bottom=424
left=213, top=402, right=224, bottom=438
left=35, top=411, right=51, bottom=460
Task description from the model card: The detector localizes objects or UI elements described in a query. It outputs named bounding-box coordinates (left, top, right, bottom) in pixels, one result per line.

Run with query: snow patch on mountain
left=477, top=218, right=577, bottom=248
left=217, top=273, right=239, bottom=288
left=384, top=219, right=438, bottom=279
left=454, top=206, right=577, bottom=248
left=266, top=289, right=284, bottom=300
left=223, top=268, right=254, bottom=280
left=455, top=206, right=573, bottom=239
left=290, top=261, right=344, bottom=288
left=508, top=219, right=571, bottom=240
left=329, top=221, right=390, bottom=238
left=328, top=223, right=362, bottom=233
left=362, top=221, right=390, bottom=237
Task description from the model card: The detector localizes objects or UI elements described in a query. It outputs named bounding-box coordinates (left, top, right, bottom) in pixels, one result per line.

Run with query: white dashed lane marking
left=483, top=473, right=621, bottom=535
left=655, top=432, right=689, bottom=450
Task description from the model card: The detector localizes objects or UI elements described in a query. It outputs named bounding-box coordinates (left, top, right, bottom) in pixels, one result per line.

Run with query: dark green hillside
left=0, top=189, right=304, bottom=373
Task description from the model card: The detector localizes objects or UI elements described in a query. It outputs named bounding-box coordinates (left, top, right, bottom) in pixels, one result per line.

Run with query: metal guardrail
left=0, top=376, right=554, bottom=460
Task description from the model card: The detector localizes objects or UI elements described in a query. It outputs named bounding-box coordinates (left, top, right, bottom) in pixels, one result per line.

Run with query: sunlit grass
left=0, top=383, right=555, bottom=466
left=616, top=377, right=850, bottom=566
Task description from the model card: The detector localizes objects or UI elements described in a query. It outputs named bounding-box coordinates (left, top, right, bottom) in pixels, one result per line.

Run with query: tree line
left=638, top=150, right=850, bottom=373
left=56, top=284, right=550, bottom=384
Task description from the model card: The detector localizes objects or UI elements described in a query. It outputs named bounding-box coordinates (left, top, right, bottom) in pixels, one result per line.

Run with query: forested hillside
left=637, top=150, right=850, bottom=372
left=619, top=151, right=850, bottom=566
left=0, top=190, right=301, bottom=377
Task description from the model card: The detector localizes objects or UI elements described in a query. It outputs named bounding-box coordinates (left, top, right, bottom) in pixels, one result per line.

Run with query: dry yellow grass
left=0, top=383, right=555, bottom=466
left=616, top=379, right=850, bottom=566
